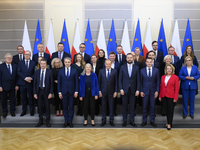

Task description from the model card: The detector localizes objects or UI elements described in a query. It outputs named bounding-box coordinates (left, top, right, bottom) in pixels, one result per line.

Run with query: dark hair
left=58, top=42, right=64, bottom=46
left=184, top=45, right=194, bottom=60
left=148, top=50, right=156, bottom=55
left=91, top=54, right=97, bottom=58
left=127, top=53, right=133, bottom=57
left=117, top=45, right=122, bottom=48
left=40, top=58, right=47, bottom=63
left=152, top=41, right=158, bottom=45
left=109, top=51, right=116, bottom=56
left=168, top=46, right=175, bottom=51
left=98, top=49, right=105, bottom=58
left=146, top=57, right=153, bottom=61
left=79, top=43, right=86, bottom=47
left=17, top=45, right=24, bottom=49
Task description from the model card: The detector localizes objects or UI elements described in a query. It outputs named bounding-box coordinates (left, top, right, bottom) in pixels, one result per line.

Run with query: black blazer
left=98, top=68, right=118, bottom=95
left=33, top=68, right=53, bottom=95
left=32, top=53, right=51, bottom=66
left=146, top=50, right=164, bottom=65
left=12, top=54, right=24, bottom=65
left=51, top=51, right=70, bottom=65
left=142, top=61, right=160, bottom=70
left=115, top=54, right=126, bottom=65
left=134, top=61, right=141, bottom=70
left=73, top=53, right=91, bottom=64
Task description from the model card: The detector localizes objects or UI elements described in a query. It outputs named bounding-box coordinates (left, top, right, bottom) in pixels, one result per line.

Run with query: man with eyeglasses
left=73, top=43, right=91, bottom=64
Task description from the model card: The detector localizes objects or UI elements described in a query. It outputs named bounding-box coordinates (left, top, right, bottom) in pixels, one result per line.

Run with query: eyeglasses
left=152, top=45, right=158, bottom=46
left=24, top=54, right=31, bottom=56
left=55, top=62, right=60, bottom=63
left=80, top=47, right=85, bottom=48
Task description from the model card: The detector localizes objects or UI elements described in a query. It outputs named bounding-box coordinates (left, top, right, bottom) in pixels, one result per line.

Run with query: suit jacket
left=133, top=61, right=141, bottom=70
left=57, top=67, right=78, bottom=95
left=135, top=55, right=144, bottom=69
left=51, top=51, right=70, bottom=65
left=103, top=61, right=121, bottom=73
left=33, top=68, right=53, bottom=95
left=173, top=55, right=179, bottom=65
left=0, top=63, right=18, bottom=91
left=17, top=60, right=35, bottom=86
left=159, top=74, right=179, bottom=100
left=146, top=50, right=164, bottom=64
left=98, top=68, right=118, bottom=95
left=179, top=65, right=200, bottom=90
left=32, top=52, right=51, bottom=65
left=73, top=53, right=91, bottom=64
left=142, top=61, right=160, bottom=70
left=115, top=54, right=126, bottom=65
left=140, top=67, right=160, bottom=94
left=119, top=64, right=140, bottom=94
left=79, top=72, right=99, bottom=97
left=180, top=55, right=199, bottom=68
left=12, top=54, right=24, bottom=65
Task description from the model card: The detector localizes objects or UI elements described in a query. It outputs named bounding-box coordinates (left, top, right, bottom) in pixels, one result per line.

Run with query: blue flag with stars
left=33, top=20, right=42, bottom=55
left=107, top=20, right=117, bottom=57
left=132, top=19, right=143, bottom=55
left=84, top=20, right=94, bottom=56
left=61, top=20, right=71, bottom=56
left=158, top=19, right=168, bottom=56
left=182, top=19, right=193, bottom=54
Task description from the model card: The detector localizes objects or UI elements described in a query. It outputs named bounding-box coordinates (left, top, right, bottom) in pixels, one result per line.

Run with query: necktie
left=107, top=69, right=110, bottom=80
left=40, top=53, right=42, bottom=57
left=171, top=55, right=174, bottom=64
left=133, top=61, right=134, bottom=65
left=119, top=55, right=122, bottom=63
left=148, top=68, right=151, bottom=78
left=129, top=65, right=132, bottom=77
left=67, top=68, right=69, bottom=79
left=20, top=55, right=22, bottom=61
left=59, top=52, right=61, bottom=60
left=26, top=61, right=29, bottom=69
left=8, top=65, right=11, bottom=75
left=40, top=70, right=44, bottom=88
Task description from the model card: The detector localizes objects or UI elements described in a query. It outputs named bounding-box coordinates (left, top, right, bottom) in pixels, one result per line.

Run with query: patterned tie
left=148, top=68, right=151, bottom=78
left=40, top=70, right=44, bottom=88
left=26, top=61, right=29, bottom=69
left=107, top=69, right=110, bottom=80
left=129, top=65, right=132, bottom=77
left=66, top=68, right=69, bottom=79
left=171, top=55, right=174, bottom=64
left=59, top=52, right=61, bottom=60
left=8, top=65, right=11, bottom=75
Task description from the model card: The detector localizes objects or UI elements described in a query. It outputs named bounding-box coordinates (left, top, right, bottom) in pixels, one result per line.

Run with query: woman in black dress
left=96, top=49, right=106, bottom=76
left=72, top=53, right=86, bottom=116
left=51, top=58, right=63, bottom=116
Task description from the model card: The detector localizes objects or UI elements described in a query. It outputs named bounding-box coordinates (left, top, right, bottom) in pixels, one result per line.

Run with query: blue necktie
left=8, top=65, right=11, bottom=75
left=107, top=69, right=110, bottom=80
left=40, top=70, right=44, bottom=88
left=129, top=65, right=132, bottom=77
left=67, top=68, right=69, bottom=79
left=26, top=61, right=28, bottom=69
left=148, top=68, right=151, bottom=78
left=119, top=55, right=122, bottom=63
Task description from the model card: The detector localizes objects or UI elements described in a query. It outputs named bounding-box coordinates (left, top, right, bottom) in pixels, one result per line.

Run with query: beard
left=127, top=61, right=133, bottom=64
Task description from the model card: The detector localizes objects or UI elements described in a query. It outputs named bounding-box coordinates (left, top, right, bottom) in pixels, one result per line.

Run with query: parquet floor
left=0, top=128, right=199, bottom=150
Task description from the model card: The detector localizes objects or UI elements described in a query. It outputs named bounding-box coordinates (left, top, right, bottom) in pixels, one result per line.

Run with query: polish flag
left=45, top=20, right=56, bottom=58
left=22, top=20, right=32, bottom=57
left=121, top=20, right=131, bottom=55
left=95, top=20, right=107, bottom=58
left=171, top=19, right=182, bottom=58
left=71, top=20, right=81, bottom=62
left=143, top=19, right=152, bottom=59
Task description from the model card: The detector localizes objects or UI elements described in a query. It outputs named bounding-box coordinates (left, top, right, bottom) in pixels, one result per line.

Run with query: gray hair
left=64, top=57, right=71, bottom=62
left=163, top=55, right=172, bottom=62
left=4, top=53, right=12, bottom=58
left=81, top=63, right=93, bottom=75
left=37, top=43, right=43, bottom=49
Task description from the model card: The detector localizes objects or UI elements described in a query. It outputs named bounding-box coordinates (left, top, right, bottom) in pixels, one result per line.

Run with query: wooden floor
left=0, top=128, right=199, bottom=150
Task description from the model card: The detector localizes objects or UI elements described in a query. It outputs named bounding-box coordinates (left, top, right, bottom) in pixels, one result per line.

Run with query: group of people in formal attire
left=0, top=41, right=199, bottom=130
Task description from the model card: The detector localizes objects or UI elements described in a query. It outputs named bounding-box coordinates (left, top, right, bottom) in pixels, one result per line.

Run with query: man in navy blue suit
left=0, top=53, right=19, bottom=118
left=34, top=58, right=53, bottom=127
left=140, top=57, right=160, bottom=127
left=32, top=43, right=51, bottom=65
left=119, top=53, right=140, bottom=127
left=142, top=51, right=160, bottom=70
left=73, top=43, right=91, bottom=64
left=115, top=45, right=126, bottom=65
left=51, top=42, right=70, bottom=65
left=57, top=57, right=78, bottom=128
left=17, top=50, right=35, bottom=117
left=168, top=46, right=179, bottom=65
left=99, top=59, right=118, bottom=127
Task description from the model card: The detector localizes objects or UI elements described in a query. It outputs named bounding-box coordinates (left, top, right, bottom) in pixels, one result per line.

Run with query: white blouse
left=187, top=67, right=192, bottom=85
left=165, top=75, right=171, bottom=86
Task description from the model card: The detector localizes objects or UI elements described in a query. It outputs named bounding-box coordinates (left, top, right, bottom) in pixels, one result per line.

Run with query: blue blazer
left=119, top=64, right=140, bottom=94
left=180, top=55, right=199, bottom=68
left=173, top=55, right=179, bottom=65
left=146, top=51, right=164, bottom=64
left=179, top=65, right=200, bottom=90
left=142, top=61, right=160, bottom=70
left=115, top=54, right=126, bottom=65
left=0, top=63, right=18, bottom=91
left=32, top=53, right=51, bottom=65
left=79, top=72, right=99, bottom=97
left=51, top=51, right=70, bottom=65
left=140, top=67, right=160, bottom=94
left=17, top=60, right=36, bottom=86
left=98, top=68, right=118, bottom=95
left=103, top=61, right=121, bottom=73
left=57, top=67, right=78, bottom=95
left=33, top=68, right=53, bottom=95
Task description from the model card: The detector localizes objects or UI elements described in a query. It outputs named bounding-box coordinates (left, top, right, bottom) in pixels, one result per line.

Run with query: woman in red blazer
left=159, top=64, right=179, bottom=130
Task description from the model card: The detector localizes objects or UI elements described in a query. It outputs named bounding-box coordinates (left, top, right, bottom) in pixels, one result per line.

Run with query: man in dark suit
left=51, top=42, right=70, bottom=65
left=99, top=59, right=118, bottom=127
left=17, top=50, right=35, bottom=116
left=119, top=53, right=140, bottom=127
left=140, top=57, right=160, bottom=127
left=0, top=53, right=19, bottom=118
left=142, top=51, right=160, bottom=70
left=57, top=57, right=78, bottom=128
left=34, top=58, right=53, bottom=127
left=168, top=46, right=180, bottom=75
left=115, top=45, right=126, bottom=65
left=12, top=45, right=24, bottom=106
left=32, top=43, right=51, bottom=65
left=73, top=43, right=91, bottom=64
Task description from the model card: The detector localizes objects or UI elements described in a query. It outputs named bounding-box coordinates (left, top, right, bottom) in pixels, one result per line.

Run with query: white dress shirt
left=40, top=68, right=46, bottom=87
left=111, top=62, right=115, bottom=69
left=146, top=66, right=152, bottom=77
left=106, top=68, right=111, bottom=78
left=187, top=67, right=192, bottom=85
left=38, top=52, right=44, bottom=57
left=153, top=50, right=158, bottom=61
left=65, top=67, right=71, bottom=77
left=19, top=54, right=23, bottom=60
left=80, top=52, right=85, bottom=58
left=93, top=65, right=96, bottom=73
left=6, top=63, right=12, bottom=74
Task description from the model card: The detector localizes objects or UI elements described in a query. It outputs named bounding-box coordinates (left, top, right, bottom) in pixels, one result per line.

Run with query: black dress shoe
left=69, top=123, right=74, bottom=128
left=150, top=122, right=157, bottom=127
left=190, top=115, right=194, bottom=119
left=114, top=112, right=117, bottom=116
left=130, top=122, right=137, bottom=127
left=91, top=123, right=95, bottom=127
left=122, top=122, right=127, bottom=127
left=20, top=112, right=26, bottom=117
left=30, top=111, right=34, bottom=116
left=183, top=115, right=187, bottom=119
left=35, top=122, right=43, bottom=127
left=110, top=121, right=115, bottom=127
left=62, top=122, right=68, bottom=128
left=11, top=112, right=16, bottom=117
left=100, top=121, right=106, bottom=127
left=46, top=122, right=51, bottom=127
left=141, top=122, right=147, bottom=127
left=3, top=113, right=7, bottom=118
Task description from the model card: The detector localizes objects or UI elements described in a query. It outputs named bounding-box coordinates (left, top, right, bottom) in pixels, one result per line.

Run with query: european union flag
left=33, top=20, right=42, bottom=55
left=61, top=20, right=71, bottom=56
left=182, top=19, right=193, bottom=54
left=132, top=19, right=143, bottom=55
left=84, top=20, right=94, bottom=56
left=158, top=19, right=168, bottom=56
left=107, top=19, right=117, bottom=57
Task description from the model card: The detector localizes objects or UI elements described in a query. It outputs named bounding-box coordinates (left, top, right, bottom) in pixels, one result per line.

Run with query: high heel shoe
left=83, top=120, right=87, bottom=126
left=167, top=125, right=171, bottom=131
left=91, top=120, right=95, bottom=126
left=56, top=111, right=59, bottom=117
